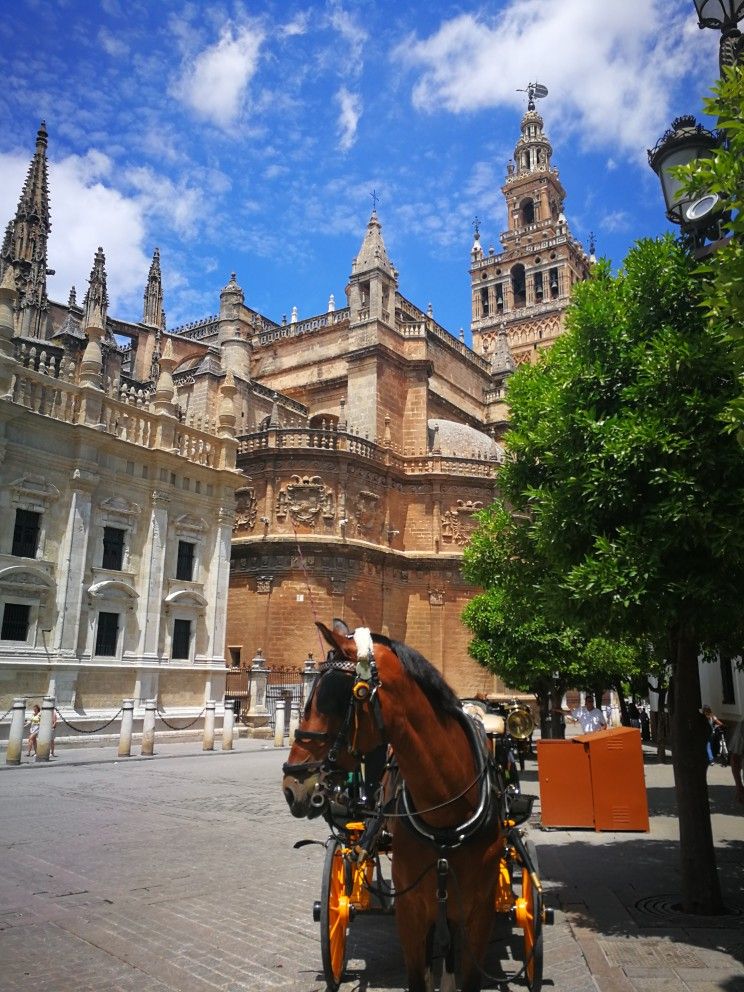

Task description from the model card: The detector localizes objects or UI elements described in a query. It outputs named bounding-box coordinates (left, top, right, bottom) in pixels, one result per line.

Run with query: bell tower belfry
left=470, top=84, right=592, bottom=365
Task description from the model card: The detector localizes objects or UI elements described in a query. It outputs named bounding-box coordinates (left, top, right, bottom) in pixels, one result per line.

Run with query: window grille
left=102, top=527, right=125, bottom=570
left=12, top=509, right=41, bottom=558
left=176, top=541, right=195, bottom=581
left=172, top=618, right=191, bottom=660
left=95, top=611, right=119, bottom=656
left=1, top=603, right=30, bottom=641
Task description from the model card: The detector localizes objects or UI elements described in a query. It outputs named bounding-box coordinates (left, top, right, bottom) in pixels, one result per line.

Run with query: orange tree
left=477, top=236, right=744, bottom=914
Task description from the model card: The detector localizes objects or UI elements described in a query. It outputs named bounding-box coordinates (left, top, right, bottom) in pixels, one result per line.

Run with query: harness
left=283, top=635, right=504, bottom=851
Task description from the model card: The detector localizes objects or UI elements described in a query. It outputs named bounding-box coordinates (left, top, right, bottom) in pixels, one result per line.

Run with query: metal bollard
left=274, top=705, right=285, bottom=748
left=203, top=699, right=216, bottom=751
left=118, top=698, right=134, bottom=757
left=222, top=700, right=234, bottom=751
left=6, top=698, right=26, bottom=765
left=288, top=703, right=299, bottom=745
left=36, top=696, right=55, bottom=762
left=141, top=698, right=156, bottom=756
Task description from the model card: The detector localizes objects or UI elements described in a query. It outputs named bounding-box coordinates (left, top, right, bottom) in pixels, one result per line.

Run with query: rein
left=284, top=642, right=503, bottom=851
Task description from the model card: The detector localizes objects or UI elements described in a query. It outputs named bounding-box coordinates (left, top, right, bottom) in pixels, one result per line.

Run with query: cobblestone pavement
left=0, top=742, right=742, bottom=992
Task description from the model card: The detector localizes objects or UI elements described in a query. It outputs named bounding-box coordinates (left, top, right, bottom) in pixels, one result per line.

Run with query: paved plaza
left=0, top=740, right=742, bottom=992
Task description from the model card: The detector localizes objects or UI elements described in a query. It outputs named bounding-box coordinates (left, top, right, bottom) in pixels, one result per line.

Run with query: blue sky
left=0, top=0, right=721, bottom=340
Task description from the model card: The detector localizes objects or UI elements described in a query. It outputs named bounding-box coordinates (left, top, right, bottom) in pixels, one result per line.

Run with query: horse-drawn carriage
left=282, top=621, right=553, bottom=992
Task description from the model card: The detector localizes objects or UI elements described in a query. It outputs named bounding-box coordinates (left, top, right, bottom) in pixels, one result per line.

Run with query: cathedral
left=0, top=95, right=591, bottom=737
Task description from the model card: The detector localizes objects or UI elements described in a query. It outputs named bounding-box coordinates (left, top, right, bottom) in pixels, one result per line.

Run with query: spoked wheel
left=516, top=839, right=543, bottom=992
left=319, top=839, right=351, bottom=991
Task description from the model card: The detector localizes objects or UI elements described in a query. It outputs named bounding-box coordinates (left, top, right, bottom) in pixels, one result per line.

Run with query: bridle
left=281, top=643, right=385, bottom=792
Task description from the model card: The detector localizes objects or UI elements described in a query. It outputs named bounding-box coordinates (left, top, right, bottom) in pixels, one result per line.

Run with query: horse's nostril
left=284, top=787, right=294, bottom=807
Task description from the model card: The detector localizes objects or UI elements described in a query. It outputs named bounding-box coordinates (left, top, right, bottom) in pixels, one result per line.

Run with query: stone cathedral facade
left=0, top=99, right=590, bottom=733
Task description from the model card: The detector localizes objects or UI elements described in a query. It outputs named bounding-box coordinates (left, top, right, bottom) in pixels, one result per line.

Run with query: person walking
left=557, top=693, right=607, bottom=733
left=26, top=704, right=41, bottom=756
left=702, top=705, right=724, bottom=764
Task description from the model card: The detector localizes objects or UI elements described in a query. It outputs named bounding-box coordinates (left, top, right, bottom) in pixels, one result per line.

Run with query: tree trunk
left=670, top=628, right=724, bottom=914
left=538, top=693, right=552, bottom=738
left=617, top=691, right=629, bottom=727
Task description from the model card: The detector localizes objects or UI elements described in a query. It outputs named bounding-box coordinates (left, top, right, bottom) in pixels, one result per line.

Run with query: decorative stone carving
left=429, top=589, right=445, bottom=607
left=276, top=475, right=334, bottom=526
left=256, top=575, right=273, bottom=594
left=174, top=513, right=207, bottom=540
left=234, top=485, right=257, bottom=532
left=99, top=495, right=141, bottom=527
left=351, top=490, right=382, bottom=536
left=441, top=499, right=484, bottom=546
left=10, top=475, right=60, bottom=510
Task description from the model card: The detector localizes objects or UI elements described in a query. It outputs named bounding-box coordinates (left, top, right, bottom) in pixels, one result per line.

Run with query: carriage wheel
left=320, top=839, right=351, bottom=991
left=516, top=840, right=543, bottom=992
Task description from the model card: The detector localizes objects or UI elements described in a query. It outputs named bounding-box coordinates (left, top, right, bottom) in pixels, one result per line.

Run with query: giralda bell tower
left=470, top=83, right=592, bottom=366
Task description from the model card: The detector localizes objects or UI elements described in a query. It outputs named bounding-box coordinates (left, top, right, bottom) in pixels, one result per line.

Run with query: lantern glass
left=658, top=144, right=715, bottom=221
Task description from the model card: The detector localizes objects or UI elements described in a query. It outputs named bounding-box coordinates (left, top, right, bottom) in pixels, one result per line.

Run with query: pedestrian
left=729, top=718, right=744, bottom=805
left=557, top=693, right=607, bottom=733
left=26, top=703, right=40, bottom=756
left=702, top=705, right=724, bottom=764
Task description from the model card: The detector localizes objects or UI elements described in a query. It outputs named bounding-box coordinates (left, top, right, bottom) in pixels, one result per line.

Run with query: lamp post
left=693, top=0, right=744, bottom=72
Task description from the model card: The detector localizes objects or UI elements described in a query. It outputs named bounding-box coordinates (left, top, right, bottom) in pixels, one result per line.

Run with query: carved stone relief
left=441, top=499, right=484, bottom=546
left=234, top=485, right=257, bottom=532
left=351, top=490, right=382, bottom=537
left=276, top=475, right=334, bottom=526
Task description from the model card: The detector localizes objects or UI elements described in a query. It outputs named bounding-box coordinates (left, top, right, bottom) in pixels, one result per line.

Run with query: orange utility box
left=537, top=727, right=649, bottom=831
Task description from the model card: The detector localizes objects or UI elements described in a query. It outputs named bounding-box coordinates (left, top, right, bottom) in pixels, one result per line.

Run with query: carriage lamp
left=505, top=708, right=534, bottom=740
left=694, top=0, right=744, bottom=72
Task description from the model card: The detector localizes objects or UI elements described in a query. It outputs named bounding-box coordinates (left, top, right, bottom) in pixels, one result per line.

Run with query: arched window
left=511, top=264, right=526, bottom=309
left=520, top=199, right=535, bottom=226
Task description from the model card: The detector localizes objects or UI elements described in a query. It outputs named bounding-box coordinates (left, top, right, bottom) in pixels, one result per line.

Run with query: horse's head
left=281, top=619, right=386, bottom=818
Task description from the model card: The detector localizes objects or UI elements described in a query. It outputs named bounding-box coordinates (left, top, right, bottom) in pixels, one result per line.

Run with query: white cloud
left=173, top=22, right=265, bottom=128
left=0, top=149, right=150, bottom=316
left=600, top=210, right=632, bottom=233
left=336, top=87, right=361, bottom=151
left=282, top=12, right=310, bottom=37
left=396, top=0, right=697, bottom=159
left=123, top=165, right=202, bottom=238
left=328, top=2, right=367, bottom=75
left=97, top=28, right=129, bottom=59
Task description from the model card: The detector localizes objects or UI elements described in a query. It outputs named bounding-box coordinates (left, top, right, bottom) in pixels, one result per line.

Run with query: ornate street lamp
left=647, top=115, right=721, bottom=230
left=693, top=0, right=744, bottom=71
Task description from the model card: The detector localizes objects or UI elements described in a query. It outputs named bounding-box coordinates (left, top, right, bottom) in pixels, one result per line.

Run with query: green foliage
left=495, top=235, right=744, bottom=655
left=677, top=66, right=744, bottom=442
left=462, top=501, right=645, bottom=697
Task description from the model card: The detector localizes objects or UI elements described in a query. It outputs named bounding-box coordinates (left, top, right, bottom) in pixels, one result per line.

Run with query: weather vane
left=473, top=216, right=480, bottom=238
left=371, top=189, right=379, bottom=212
left=516, top=82, right=549, bottom=110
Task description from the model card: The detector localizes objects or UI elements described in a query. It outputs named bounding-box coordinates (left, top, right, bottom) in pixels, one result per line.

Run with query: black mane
left=371, top=633, right=462, bottom=719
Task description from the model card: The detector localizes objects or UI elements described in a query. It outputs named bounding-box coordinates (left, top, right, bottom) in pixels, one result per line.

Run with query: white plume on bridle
left=353, top=627, right=374, bottom=678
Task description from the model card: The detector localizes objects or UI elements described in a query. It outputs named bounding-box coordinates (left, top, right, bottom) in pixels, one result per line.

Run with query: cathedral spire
left=352, top=208, right=395, bottom=278
left=82, top=247, right=109, bottom=330
left=4, top=121, right=52, bottom=338
left=142, top=247, right=164, bottom=328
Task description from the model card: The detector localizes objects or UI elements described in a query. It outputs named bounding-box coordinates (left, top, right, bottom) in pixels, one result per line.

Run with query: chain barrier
left=54, top=707, right=124, bottom=735
left=156, top=706, right=206, bottom=731
left=0, top=703, right=15, bottom=723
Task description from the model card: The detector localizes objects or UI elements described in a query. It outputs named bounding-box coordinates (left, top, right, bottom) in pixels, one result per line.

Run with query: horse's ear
left=316, top=621, right=350, bottom=651
left=332, top=618, right=351, bottom=637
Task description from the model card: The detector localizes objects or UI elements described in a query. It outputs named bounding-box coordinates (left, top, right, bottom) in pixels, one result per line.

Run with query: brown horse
left=282, top=620, right=507, bottom=992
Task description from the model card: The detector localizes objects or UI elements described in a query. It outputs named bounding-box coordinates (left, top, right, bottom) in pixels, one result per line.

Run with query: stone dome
left=428, top=419, right=503, bottom=461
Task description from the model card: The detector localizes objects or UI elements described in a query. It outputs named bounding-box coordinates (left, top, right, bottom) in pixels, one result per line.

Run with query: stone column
left=302, top=653, right=317, bottom=706
left=203, top=700, right=216, bottom=751
left=288, top=703, right=300, bottom=744
left=204, top=505, right=234, bottom=663
left=248, top=651, right=268, bottom=715
left=222, top=700, right=234, bottom=751
left=6, top=698, right=25, bottom=766
left=141, top=698, right=156, bottom=756
left=118, top=698, right=134, bottom=757
left=35, top=696, right=55, bottom=762
left=138, top=491, right=169, bottom=661
left=274, top=705, right=285, bottom=748
left=54, top=475, right=96, bottom=654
